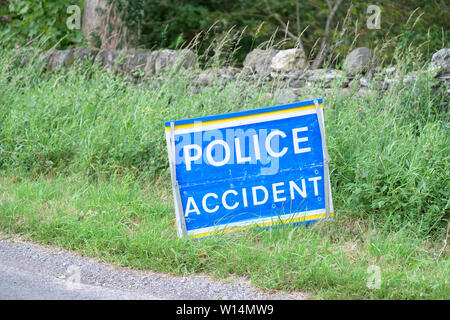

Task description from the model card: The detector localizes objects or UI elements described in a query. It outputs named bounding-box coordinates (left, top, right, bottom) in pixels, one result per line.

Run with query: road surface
left=0, top=235, right=304, bottom=300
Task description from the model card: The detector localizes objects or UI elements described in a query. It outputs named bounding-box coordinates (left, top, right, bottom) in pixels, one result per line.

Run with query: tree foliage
left=107, top=0, right=450, bottom=65
left=1, top=0, right=448, bottom=66
left=0, top=0, right=85, bottom=49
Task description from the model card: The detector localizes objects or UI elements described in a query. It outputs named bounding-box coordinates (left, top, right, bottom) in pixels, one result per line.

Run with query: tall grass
left=0, top=48, right=448, bottom=236
left=322, top=76, right=449, bottom=236
left=0, top=46, right=448, bottom=299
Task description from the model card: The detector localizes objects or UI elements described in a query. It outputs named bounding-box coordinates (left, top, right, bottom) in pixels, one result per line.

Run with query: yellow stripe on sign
left=189, top=212, right=334, bottom=239
left=164, top=103, right=322, bottom=131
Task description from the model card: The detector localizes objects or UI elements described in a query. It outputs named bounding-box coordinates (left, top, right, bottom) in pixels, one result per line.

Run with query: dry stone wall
left=22, top=46, right=450, bottom=104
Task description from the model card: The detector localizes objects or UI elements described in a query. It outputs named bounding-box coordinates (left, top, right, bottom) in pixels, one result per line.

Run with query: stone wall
left=24, top=46, right=450, bottom=104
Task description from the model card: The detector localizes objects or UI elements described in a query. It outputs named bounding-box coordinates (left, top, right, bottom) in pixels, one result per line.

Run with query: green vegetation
left=0, top=0, right=85, bottom=49
left=0, top=46, right=449, bottom=299
left=0, top=174, right=448, bottom=299
left=117, top=0, right=449, bottom=64
left=1, top=1, right=448, bottom=65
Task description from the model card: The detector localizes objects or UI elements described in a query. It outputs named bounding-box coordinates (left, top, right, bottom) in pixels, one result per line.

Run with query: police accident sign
left=165, top=98, right=333, bottom=239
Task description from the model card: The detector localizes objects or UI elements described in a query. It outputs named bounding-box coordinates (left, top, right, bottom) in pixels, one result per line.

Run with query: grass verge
left=0, top=48, right=449, bottom=299
left=0, top=173, right=448, bottom=299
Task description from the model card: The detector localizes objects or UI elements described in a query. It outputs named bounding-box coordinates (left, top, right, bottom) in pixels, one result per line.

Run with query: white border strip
left=186, top=208, right=328, bottom=237
left=170, top=108, right=317, bottom=135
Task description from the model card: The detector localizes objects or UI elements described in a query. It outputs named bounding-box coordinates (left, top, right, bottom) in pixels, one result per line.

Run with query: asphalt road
left=0, top=263, right=158, bottom=299
left=0, top=235, right=304, bottom=300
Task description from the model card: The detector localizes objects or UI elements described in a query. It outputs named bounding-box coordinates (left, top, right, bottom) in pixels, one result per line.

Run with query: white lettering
left=252, top=186, right=269, bottom=205
left=222, top=190, right=239, bottom=210
left=292, top=127, right=311, bottom=154
left=266, top=130, right=288, bottom=158
left=184, top=144, right=202, bottom=171
left=206, top=140, right=231, bottom=167
left=308, top=176, right=322, bottom=196
left=185, top=197, right=200, bottom=217
left=242, top=188, right=248, bottom=207
left=289, top=179, right=307, bottom=199
left=235, top=137, right=251, bottom=163
left=202, top=193, right=219, bottom=213
left=253, top=135, right=261, bottom=161
left=272, top=182, right=287, bottom=202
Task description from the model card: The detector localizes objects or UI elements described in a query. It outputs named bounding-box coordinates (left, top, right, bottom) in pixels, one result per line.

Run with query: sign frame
left=165, top=98, right=333, bottom=239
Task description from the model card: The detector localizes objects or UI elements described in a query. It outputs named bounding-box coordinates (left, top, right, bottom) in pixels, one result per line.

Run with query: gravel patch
left=0, top=232, right=307, bottom=300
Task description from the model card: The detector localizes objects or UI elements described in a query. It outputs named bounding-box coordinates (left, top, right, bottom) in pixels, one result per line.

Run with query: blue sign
left=165, top=98, right=333, bottom=238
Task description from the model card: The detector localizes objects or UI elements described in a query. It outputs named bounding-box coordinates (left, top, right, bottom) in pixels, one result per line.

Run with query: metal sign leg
left=170, top=122, right=188, bottom=238
left=314, top=99, right=331, bottom=220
